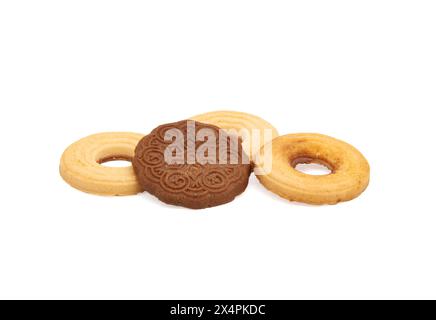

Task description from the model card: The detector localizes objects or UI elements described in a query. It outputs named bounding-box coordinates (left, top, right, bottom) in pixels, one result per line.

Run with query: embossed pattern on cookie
left=133, top=120, right=251, bottom=209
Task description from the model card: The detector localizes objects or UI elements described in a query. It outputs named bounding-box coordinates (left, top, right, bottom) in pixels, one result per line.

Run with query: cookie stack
left=60, top=111, right=370, bottom=209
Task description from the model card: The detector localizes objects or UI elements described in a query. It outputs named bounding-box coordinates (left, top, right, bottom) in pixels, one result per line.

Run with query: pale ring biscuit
left=60, top=132, right=144, bottom=196
left=255, top=133, right=370, bottom=204
left=190, top=110, right=279, bottom=161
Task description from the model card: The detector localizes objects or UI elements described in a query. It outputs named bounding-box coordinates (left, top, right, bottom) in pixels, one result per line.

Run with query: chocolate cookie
left=133, top=120, right=251, bottom=209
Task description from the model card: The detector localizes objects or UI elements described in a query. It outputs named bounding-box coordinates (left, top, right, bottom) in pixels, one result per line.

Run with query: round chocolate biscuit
left=133, top=120, right=251, bottom=209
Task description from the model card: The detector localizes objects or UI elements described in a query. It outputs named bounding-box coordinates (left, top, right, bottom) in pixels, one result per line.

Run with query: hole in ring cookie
left=98, top=155, right=132, bottom=168
left=291, top=157, right=333, bottom=176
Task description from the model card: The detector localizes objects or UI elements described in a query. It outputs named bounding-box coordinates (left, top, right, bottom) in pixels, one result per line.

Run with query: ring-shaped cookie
left=255, top=133, right=370, bottom=204
left=60, top=132, right=144, bottom=196
left=190, top=110, right=279, bottom=161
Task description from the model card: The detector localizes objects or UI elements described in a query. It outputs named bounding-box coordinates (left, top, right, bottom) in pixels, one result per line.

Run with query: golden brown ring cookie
left=190, top=110, right=279, bottom=161
left=255, top=133, right=370, bottom=204
left=60, top=132, right=144, bottom=196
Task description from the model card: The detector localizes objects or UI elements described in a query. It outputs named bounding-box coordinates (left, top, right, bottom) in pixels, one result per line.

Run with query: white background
left=0, top=1, right=435, bottom=300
